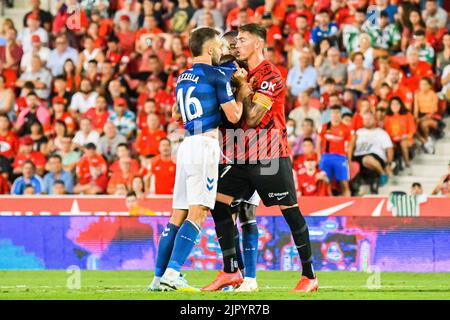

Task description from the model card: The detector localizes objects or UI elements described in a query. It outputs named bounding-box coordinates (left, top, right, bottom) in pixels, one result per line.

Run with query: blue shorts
left=319, top=154, right=349, bottom=182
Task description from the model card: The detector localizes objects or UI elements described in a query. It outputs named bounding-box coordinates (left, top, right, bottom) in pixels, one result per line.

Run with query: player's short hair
left=239, top=23, right=266, bottom=42
left=189, top=27, right=220, bottom=57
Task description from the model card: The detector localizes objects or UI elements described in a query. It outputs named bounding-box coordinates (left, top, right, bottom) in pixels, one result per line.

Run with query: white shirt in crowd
left=17, top=27, right=49, bottom=53
left=20, top=47, right=51, bottom=73
left=72, top=130, right=100, bottom=147
left=69, top=91, right=99, bottom=114
left=353, top=127, right=393, bottom=162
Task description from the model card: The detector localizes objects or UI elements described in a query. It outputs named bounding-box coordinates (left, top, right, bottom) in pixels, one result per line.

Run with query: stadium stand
left=0, top=0, right=449, bottom=198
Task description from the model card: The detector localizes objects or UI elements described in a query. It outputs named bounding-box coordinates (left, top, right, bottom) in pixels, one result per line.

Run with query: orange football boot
left=290, top=275, right=319, bottom=293
left=201, top=270, right=243, bottom=291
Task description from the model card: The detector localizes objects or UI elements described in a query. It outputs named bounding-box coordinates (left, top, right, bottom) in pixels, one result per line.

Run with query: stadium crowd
left=0, top=0, right=449, bottom=196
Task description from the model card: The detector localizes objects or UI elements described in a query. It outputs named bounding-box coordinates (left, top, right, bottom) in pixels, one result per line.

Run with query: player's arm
left=216, top=70, right=244, bottom=124
left=171, top=102, right=182, bottom=121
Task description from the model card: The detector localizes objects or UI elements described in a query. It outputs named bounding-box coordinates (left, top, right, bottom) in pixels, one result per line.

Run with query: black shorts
left=353, top=153, right=386, bottom=169
left=217, top=157, right=297, bottom=207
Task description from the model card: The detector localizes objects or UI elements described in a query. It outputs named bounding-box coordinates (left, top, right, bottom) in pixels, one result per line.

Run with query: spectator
left=43, top=154, right=74, bottom=194
left=16, top=55, right=52, bottom=99
left=98, top=122, right=127, bottom=162
left=190, top=0, right=224, bottom=30
left=407, top=29, right=435, bottom=65
left=431, top=162, right=450, bottom=196
left=317, top=47, right=347, bottom=92
left=146, top=138, right=176, bottom=194
left=50, top=76, right=72, bottom=107
left=286, top=118, right=297, bottom=147
left=56, top=136, right=80, bottom=172
left=114, top=0, right=139, bottom=31
left=342, top=113, right=353, bottom=127
left=363, top=10, right=401, bottom=53
left=62, top=59, right=81, bottom=92
left=317, top=105, right=351, bottom=196
left=296, top=154, right=330, bottom=196
left=13, top=135, right=46, bottom=176
left=84, top=95, right=110, bottom=134
left=17, top=13, right=49, bottom=53
left=342, top=8, right=367, bottom=54
left=115, top=15, right=137, bottom=55
left=384, top=97, right=416, bottom=172
left=20, top=34, right=50, bottom=73
left=402, top=48, right=434, bottom=92
left=46, top=34, right=79, bottom=77
left=401, top=8, right=426, bottom=53
left=72, top=117, right=100, bottom=149
left=69, top=79, right=98, bottom=116
left=108, top=97, right=136, bottom=138
left=386, top=67, right=414, bottom=110
left=47, top=120, right=68, bottom=153
left=23, top=0, right=53, bottom=33
left=422, top=0, right=448, bottom=29
left=346, top=51, right=372, bottom=96
left=371, top=57, right=391, bottom=93
left=0, top=170, right=10, bottom=194
left=260, top=12, right=282, bottom=50
left=310, top=9, right=338, bottom=46
left=109, top=143, right=140, bottom=174
left=50, top=96, right=76, bottom=136
left=351, top=99, right=372, bottom=134
left=169, top=0, right=195, bottom=33
left=11, top=160, right=43, bottom=195
left=0, top=75, right=15, bottom=115
left=367, top=0, right=398, bottom=23
left=131, top=175, right=146, bottom=198
left=286, top=48, right=317, bottom=98
left=414, top=77, right=439, bottom=154
left=135, top=113, right=166, bottom=158
left=74, top=143, right=108, bottom=194
left=0, top=113, right=19, bottom=162
left=107, top=157, right=135, bottom=194
left=321, top=95, right=352, bottom=125
left=411, top=182, right=423, bottom=196
left=77, top=35, right=105, bottom=74
left=289, top=91, right=321, bottom=134
left=349, top=112, right=394, bottom=189
left=52, top=179, right=66, bottom=195
left=29, top=121, right=48, bottom=155
left=292, top=119, right=318, bottom=157
left=437, top=32, right=450, bottom=70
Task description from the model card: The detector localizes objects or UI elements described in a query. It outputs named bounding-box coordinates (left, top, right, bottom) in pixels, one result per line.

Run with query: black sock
left=281, top=207, right=315, bottom=279
left=211, top=202, right=238, bottom=273
left=234, top=224, right=245, bottom=274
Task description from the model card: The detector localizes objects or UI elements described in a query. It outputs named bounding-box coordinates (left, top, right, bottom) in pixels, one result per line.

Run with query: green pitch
left=0, top=270, right=449, bottom=300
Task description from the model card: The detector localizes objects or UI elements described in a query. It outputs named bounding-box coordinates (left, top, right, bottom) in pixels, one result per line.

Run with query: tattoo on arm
left=243, top=97, right=269, bottom=128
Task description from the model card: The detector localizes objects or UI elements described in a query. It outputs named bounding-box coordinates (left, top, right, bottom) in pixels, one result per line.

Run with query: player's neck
left=192, top=55, right=212, bottom=65
left=247, top=52, right=265, bottom=71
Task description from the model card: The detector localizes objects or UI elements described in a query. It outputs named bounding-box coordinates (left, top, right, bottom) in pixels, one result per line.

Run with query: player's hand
left=232, top=68, right=248, bottom=86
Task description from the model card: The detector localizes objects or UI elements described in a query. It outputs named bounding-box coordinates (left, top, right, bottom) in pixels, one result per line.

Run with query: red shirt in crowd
left=0, top=174, right=10, bottom=194
left=84, top=108, right=109, bottom=133
left=296, top=167, right=330, bottom=196
left=135, top=129, right=167, bottom=157
left=150, top=155, right=176, bottom=194
left=0, top=131, right=19, bottom=159
left=109, top=158, right=140, bottom=175
left=13, top=151, right=47, bottom=170
left=319, top=122, right=351, bottom=156
left=53, top=112, right=76, bottom=133
left=401, top=61, right=434, bottom=92
left=76, top=153, right=108, bottom=186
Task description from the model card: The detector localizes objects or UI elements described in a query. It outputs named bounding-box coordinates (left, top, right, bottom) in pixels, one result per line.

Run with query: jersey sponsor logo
left=260, top=81, right=276, bottom=92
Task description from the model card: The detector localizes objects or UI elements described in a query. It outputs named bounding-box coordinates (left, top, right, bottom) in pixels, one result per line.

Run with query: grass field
left=0, top=270, right=449, bottom=300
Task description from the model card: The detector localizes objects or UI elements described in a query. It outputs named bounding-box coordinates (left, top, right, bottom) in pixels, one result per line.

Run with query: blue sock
left=166, top=220, right=201, bottom=272
left=242, top=222, right=258, bottom=278
left=155, top=222, right=180, bottom=277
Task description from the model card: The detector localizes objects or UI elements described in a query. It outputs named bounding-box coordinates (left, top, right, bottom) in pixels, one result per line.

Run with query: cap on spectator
left=120, top=15, right=131, bottom=22
left=262, top=12, right=272, bottom=20
left=31, top=34, right=41, bottom=43
left=304, top=153, right=318, bottom=162
left=20, top=136, right=34, bottom=146
left=52, top=96, right=66, bottom=105
left=27, top=13, right=40, bottom=22
left=114, top=97, right=127, bottom=106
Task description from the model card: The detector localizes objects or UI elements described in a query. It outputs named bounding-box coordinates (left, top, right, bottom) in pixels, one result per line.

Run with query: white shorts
left=172, top=135, right=221, bottom=210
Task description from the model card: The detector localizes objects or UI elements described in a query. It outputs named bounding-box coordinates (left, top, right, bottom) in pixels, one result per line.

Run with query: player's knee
left=210, top=201, right=233, bottom=224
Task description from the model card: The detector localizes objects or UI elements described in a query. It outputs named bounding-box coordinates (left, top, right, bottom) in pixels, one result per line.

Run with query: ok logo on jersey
left=260, top=81, right=276, bottom=92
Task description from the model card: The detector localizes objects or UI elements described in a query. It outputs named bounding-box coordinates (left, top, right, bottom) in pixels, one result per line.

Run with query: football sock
left=211, top=201, right=238, bottom=273
left=166, top=220, right=200, bottom=275
left=241, top=221, right=258, bottom=279
left=155, top=222, right=179, bottom=277
left=281, top=207, right=315, bottom=279
left=234, top=224, right=245, bottom=273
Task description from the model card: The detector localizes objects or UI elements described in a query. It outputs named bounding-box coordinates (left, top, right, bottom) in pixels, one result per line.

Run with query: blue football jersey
left=176, top=63, right=235, bottom=135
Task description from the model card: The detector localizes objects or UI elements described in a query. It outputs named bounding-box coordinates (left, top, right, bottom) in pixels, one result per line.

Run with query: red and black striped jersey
left=237, top=59, right=289, bottom=162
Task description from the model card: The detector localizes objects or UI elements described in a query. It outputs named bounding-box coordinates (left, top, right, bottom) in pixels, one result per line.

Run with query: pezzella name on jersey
left=177, top=72, right=199, bottom=84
